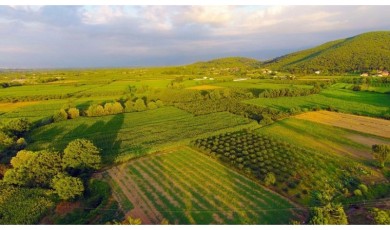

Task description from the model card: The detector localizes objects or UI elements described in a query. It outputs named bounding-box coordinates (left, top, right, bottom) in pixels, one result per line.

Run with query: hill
left=264, top=31, right=390, bottom=74
left=190, top=57, right=261, bottom=69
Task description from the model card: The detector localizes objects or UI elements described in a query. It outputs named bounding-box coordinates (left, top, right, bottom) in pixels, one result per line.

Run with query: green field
left=28, top=107, right=252, bottom=164
left=245, top=88, right=390, bottom=117
left=214, top=81, right=313, bottom=89
left=104, top=147, right=301, bottom=224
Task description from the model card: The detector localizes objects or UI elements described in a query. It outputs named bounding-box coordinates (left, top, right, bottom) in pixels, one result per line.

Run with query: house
left=382, top=71, right=389, bottom=76
left=360, top=73, right=369, bottom=77
left=315, top=71, right=321, bottom=75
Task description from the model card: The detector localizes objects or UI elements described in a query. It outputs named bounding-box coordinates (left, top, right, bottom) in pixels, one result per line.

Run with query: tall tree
left=372, top=144, right=389, bottom=168
left=62, top=139, right=101, bottom=173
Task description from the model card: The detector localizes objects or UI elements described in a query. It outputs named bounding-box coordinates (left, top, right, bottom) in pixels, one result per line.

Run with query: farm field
left=245, top=88, right=390, bottom=117
left=104, top=147, right=302, bottom=224
left=255, top=117, right=390, bottom=162
left=214, top=81, right=313, bottom=89
left=295, top=111, right=390, bottom=138
left=28, top=107, right=253, bottom=164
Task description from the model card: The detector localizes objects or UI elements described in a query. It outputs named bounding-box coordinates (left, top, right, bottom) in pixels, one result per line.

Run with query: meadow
left=245, top=88, right=390, bottom=117
left=28, top=107, right=252, bottom=164
left=104, top=147, right=301, bottom=224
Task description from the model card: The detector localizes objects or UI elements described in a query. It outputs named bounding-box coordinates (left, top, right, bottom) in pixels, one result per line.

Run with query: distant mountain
left=264, top=31, right=390, bottom=74
left=190, top=57, right=262, bottom=69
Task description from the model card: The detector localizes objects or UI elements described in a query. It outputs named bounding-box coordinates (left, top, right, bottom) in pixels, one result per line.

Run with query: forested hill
left=264, top=31, right=390, bottom=74
left=190, top=57, right=262, bottom=69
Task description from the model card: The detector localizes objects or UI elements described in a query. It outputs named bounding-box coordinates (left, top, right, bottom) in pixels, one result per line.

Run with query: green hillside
left=265, top=31, right=390, bottom=74
left=190, top=57, right=261, bottom=69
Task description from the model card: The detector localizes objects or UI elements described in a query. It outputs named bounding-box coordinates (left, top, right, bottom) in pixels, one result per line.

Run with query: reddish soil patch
left=295, top=111, right=390, bottom=138
left=55, top=201, right=82, bottom=216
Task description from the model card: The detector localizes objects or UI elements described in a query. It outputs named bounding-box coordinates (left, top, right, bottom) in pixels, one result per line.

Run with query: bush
left=156, top=100, right=164, bottom=108
left=264, top=172, right=276, bottom=186
left=124, top=100, right=134, bottom=112
left=134, top=99, right=147, bottom=112
left=147, top=101, right=158, bottom=110
left=52, top=173, right=84, bottom=201
left=53, top=109, right=68, bottom=122
left=67, top=108, right=80, bottom=119
left=352, top=85, right=362, bottom=91
left=358, top=184, right=368, bottom=194
left=353, top=189, right=363, bottom=196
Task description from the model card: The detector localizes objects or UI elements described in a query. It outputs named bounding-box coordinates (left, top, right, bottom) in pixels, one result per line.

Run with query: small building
left=360, top=73, right=369, bottom=77
left=315, top=71, right=321, bottom=75
left=382, top=71, right=389, bottom=76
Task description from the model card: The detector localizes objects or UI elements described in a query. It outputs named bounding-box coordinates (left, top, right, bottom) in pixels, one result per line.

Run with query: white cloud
left=82, top=6, right=125, bottom=24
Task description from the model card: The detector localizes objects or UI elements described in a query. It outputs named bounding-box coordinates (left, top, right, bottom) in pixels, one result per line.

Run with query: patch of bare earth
left=295, top=110, right=390, bottom=139
left=55, top=201, right=82, bottom=216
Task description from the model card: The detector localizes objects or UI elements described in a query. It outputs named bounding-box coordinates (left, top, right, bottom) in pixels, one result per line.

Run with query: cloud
left=0, top=5, right=389, bottom=68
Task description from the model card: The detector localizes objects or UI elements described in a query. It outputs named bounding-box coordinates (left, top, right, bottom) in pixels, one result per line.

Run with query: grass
left=245, top=88, right=390, bottom=117
left=27, top=107, right=252, bottom=164
left=214, top=81, right=313, bottom=90
left=106, top=147, right=300, bottom=224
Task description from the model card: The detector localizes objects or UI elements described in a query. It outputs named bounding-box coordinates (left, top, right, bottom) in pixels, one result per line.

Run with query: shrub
left=124, top=100, right=134, bottom=112
left=134, top=99, right=147, bottom=112
left=147, top=101, right=158, bottom=110
left=353, top=189, right=363, bottom=196
left=62, top=139, right=101, bottom=173
left=67, top=108, right=80, bottom=119
left=111, top=102, right=124, bottom=114
left=52, top=173, right=84, bottom=201
left=156, top=100, right=164, bottom=108
left=53, top=109, right=68, bottom=122
left=264, top=172, right=276, bottom=186
left=358, top=184, right=368, bottom=194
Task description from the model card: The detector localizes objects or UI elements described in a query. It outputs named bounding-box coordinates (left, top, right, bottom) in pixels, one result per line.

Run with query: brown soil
left=295, top=110, right=390, bottom=138
left=55, top=201, right=82, bottom=216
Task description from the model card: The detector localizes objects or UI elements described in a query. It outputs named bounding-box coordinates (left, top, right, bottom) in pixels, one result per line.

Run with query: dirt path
left=295, top=110, right=390, bottom=138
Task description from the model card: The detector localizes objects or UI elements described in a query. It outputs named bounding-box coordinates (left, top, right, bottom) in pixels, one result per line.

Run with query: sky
left=0, top=5, right=390, bottom=68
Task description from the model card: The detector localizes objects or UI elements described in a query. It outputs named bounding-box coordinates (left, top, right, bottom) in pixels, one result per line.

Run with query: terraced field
left=104, top=147, right=302, bottom=224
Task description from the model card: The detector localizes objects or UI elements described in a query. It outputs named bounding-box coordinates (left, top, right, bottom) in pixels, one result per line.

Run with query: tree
left=134, top=99, right=147, bottom=112
left=0, top=131, right=14, bottom=149
left=372, top=144, right=389, bottom=168
left=4, top=150, right=62, bottom=187
left=104, top=102, right=114, bottom=115
left=62, top=139, right=101, bottom=173
left=111, top=102, right=124, bottom=114
left=53, top=109, right=68, bottom=122
left=52, top=173, right=84, bottom=201
left=67, top=108, right=80, bottom=119
left=370, top=208, right=390, bottom=224
left=155, top=100, right=164, bottom=108
left=309, top=203, right=348, bottom=225
left=124, top=100, right=134, bottom=112
left=147, top=101, right=157, bottom=110
left=264, top=172, right=276, bottom=186
left=5, top=118, right=31, bottom=137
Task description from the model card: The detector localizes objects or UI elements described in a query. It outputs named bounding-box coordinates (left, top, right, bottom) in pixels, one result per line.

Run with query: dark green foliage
left=266, top=31, right=390, bottom=74
left=260, top=86, right=322, bottom=98
left=0, top=185, right=54, bottom=224
left=62, top=139, right=101, bottom=173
